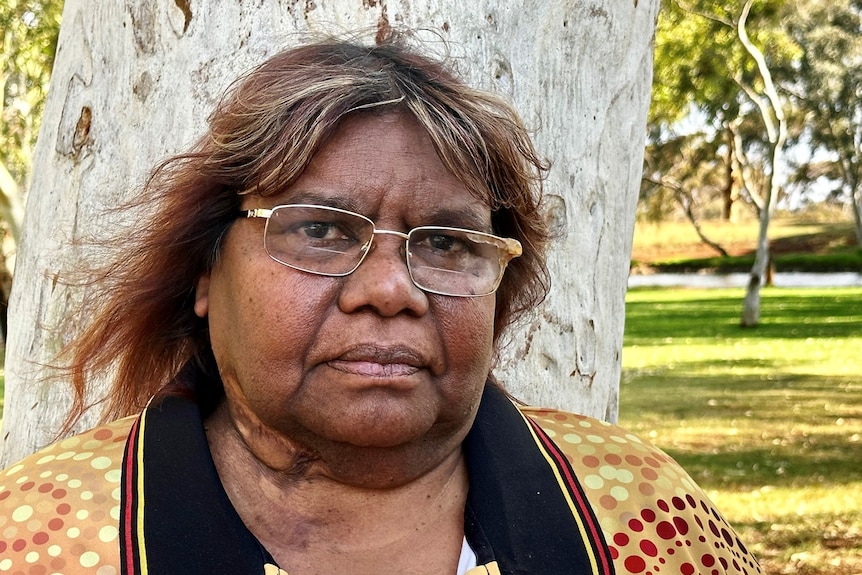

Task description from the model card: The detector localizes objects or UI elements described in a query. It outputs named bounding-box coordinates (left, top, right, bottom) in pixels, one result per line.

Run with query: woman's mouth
left=325, top=344, right=426, bottom=378
left=326, top=360, right=421, bottom=377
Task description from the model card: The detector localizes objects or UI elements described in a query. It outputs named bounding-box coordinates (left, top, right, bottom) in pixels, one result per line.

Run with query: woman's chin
left=291, top=409, right=468, bottom=485
left=316, top=409, right=437, bottom=449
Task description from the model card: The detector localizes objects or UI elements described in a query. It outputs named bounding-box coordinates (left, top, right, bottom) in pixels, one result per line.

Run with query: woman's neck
left=205, top=403, right=470, bottom=575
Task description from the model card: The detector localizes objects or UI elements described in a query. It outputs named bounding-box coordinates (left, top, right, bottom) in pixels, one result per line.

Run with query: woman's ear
left=194, top=275, right=210, bottom=318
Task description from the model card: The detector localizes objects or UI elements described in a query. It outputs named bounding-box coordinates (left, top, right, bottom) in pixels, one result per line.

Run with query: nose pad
left=362, top=229, right=412, bottom=272
left=338, top=232, right=428, bottom=316
left=360, top=233, right=411, bottom=277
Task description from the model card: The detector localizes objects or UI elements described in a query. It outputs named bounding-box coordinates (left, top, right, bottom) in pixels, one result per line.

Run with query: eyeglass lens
left=262, top=205, right=510, bottom=296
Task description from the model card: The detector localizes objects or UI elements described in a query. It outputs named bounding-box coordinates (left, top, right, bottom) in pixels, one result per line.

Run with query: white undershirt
left=456, top=536, right=478, bottom=574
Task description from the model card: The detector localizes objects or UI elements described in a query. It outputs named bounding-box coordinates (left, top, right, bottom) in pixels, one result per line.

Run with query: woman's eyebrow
left=423, top=207, right=493, bottom=232
left=272, top=191, right=363, bottom=213
left=267, top=191, right=491, bottom=231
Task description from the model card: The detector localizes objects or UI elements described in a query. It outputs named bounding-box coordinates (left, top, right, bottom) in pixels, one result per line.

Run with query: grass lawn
left=620, top=287, right=862, bottom=574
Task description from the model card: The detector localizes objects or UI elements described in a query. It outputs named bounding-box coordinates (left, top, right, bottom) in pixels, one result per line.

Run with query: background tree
left=0, top=0, right=660, bottom=466
left=783, top=0, right=862, bottom=248
left=731, top=0, right=791, bottom=326
left=0, top=0, right=62, bottom=338
left=641, top=130, right=731, bottom=255
left=645, top=0, right=798, bottom=225
left=644, top=0, right=805, bottom=326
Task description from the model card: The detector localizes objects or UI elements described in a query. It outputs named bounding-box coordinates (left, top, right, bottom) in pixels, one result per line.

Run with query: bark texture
left=1, top=0, right=659, bottom=466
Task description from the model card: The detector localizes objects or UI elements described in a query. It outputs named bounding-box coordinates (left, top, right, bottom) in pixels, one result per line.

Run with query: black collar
left=120, top=385, right=613, bottom=575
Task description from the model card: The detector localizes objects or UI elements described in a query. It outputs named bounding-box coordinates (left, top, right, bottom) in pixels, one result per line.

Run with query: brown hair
left=61, top=32, right=550, bottom=427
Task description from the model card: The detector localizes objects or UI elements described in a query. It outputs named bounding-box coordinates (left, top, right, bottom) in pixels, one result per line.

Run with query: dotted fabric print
left=2, top=405, right=761, bottom=575
left=524, top=409, right=763, bottom=575
left=0, top=417, right=134, bottom=575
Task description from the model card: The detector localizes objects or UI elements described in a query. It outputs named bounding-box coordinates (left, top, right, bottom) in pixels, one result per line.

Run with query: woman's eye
left=301, top=222, right=340, bottom=239
left=425, top=233, right=473, bottom=256
left=428, top=234, right=457, bottom=251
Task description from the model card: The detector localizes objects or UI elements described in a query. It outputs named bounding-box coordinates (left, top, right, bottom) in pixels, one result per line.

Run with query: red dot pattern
left=1, top=404, right=763, bottom=574
left=0, top=417, right=131, bottom=574
left=526, top=408, right=763, bottom=574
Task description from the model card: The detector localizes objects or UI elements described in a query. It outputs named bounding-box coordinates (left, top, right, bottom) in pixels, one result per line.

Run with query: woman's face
left=195, top=113, right=496, bottom=484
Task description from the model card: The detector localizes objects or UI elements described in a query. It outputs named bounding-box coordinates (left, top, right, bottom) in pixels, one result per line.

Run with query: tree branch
left=642, top=174, right=729, bottom=257
left=733, top=74, right=777, bottom=142
left=737, top=0, right=786, bottom=144
left=728, top=118, right=763, bottom=213
left=673, top=0, right=733, bottom=27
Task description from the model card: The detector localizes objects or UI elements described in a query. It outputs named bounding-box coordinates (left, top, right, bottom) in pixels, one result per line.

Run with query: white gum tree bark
left=1, top=0, right=659, bottom=466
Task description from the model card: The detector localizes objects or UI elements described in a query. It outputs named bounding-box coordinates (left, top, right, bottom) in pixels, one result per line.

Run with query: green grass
left=621, top=287, right=862, bottom=574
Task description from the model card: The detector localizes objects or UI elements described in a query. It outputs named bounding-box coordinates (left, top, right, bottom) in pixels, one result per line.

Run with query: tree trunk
left=722, top=127, right=735, bottom=221
left=740, top=212, right=770, bottom=327
left=852, top=183, right=862, bottom=250
left=737, top=0, right=786, bottom=328
left=0, top=0, right=659, bottom=466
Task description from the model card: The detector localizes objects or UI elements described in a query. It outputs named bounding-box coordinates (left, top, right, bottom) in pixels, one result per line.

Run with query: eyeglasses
left=239, top=204, right=522, bottom=297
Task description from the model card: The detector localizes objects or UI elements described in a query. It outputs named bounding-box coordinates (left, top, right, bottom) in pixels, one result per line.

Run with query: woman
left=0, top=34, right=761, bottom=575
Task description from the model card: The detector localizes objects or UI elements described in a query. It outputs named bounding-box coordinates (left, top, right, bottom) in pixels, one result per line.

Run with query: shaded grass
left=620, top=287, right=862, bottom=574
left=648, top=251, right=862, bottom=274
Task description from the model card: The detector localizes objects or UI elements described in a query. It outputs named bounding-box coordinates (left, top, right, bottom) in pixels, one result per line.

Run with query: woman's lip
left=325, top=344, right=428, bottom=378
left=333, top=344, right=426, bottom=366
left=326, top=360, right=421, bottom=377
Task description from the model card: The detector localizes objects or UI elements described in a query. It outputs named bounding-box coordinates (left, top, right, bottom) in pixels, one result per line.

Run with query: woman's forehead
left=253, top=113, right=494, bottom=228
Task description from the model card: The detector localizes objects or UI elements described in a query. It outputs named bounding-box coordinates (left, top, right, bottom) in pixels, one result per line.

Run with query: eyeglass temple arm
left=502, top=238, right=522, bottom=257
left=239, top=208, right=273, bottom=219
left=467, top=232, right=523, bottom=258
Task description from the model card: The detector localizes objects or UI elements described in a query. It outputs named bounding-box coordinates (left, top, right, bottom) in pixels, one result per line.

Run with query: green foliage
left=641, top=130, right=731, bottom=222
left=650, top=0, right=796, bottom=126
left=783, top=0, right=862, bottom=211
left=645, top=0, right=803, bottom=232
left=647, top=0, right=862, bottom=250
left=1, top=0, right=63, bottom=189
left=621, top=287, right=862, bottom=573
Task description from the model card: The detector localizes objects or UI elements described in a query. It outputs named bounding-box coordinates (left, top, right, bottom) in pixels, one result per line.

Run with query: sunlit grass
left=620, top=287, right=862, bottom=575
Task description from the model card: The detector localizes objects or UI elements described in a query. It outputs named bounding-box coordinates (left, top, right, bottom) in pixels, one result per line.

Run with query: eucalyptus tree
left=646, top=0, right=792, bottom=226
left=646, top=0, right=801, bottom=326
left=783, top=0, right=862, bottom=248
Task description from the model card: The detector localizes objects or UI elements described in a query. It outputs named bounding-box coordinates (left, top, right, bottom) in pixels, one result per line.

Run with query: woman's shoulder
left=520, top=406, right=763, bottom=574
left=0, top=416, right=136, bottom=572
left=520, top=406, right=690, bottom=496
left=521, top=406, right=667, bottom=464
left=1, top=415, right=135, bottom=480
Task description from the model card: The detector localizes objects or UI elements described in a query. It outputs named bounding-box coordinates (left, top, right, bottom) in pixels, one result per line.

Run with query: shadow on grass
left=621, top=371, right=861, bottom=490
left=622, top=288, right=862, bottom=574
left=664, top=443, right=860, bottom=491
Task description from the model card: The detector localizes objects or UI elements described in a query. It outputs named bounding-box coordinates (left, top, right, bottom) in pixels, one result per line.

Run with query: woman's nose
left=336, top=234, right=429, bottom=317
